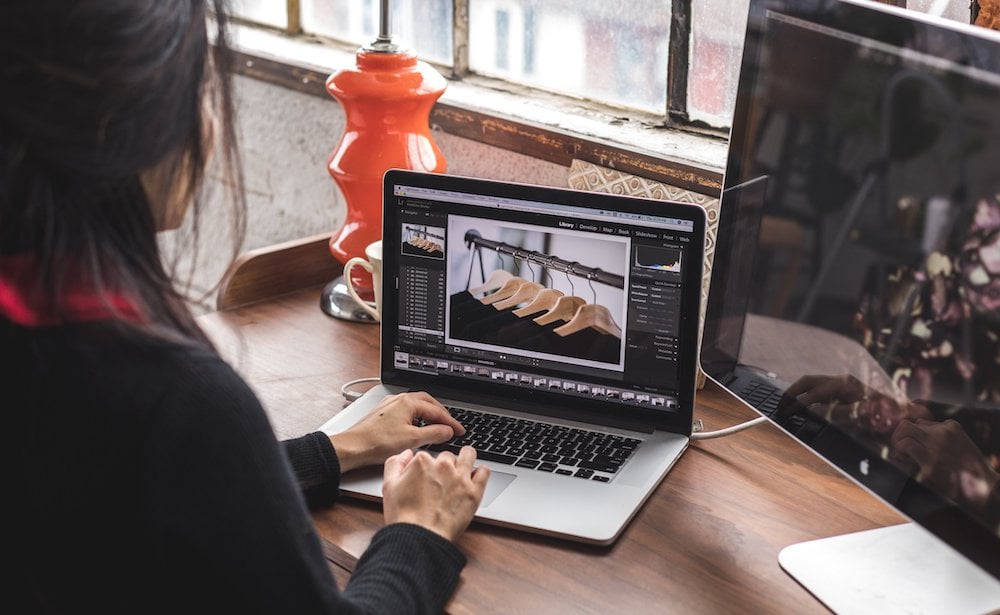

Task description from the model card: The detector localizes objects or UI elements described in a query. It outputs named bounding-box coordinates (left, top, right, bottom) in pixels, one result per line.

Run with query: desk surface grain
left=198, top=284, right=904, bottom=614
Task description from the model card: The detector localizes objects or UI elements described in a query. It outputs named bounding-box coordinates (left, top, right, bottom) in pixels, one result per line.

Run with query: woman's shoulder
left=38, top=322, right=263, bottom=426
left=97, top=326, right=278, bottom=453
left=112, top=331, right=264, bottom=422
left=72, top=323, right=243, bottom=389
left=7, top=319, right=270, bottom=434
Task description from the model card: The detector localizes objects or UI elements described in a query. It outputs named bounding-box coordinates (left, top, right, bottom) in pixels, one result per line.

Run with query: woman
left=1, top=1, right=488, bottom=613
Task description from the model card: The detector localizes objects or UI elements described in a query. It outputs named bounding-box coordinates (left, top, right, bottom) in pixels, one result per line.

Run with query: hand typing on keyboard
left=329, top=391, right=468, bottom=473
left=383, top=445, right=490, bottom=542
left=328, top=391, right=489, bottom=542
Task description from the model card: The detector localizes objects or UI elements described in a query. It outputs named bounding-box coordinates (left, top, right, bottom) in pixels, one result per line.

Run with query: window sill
left=230, top=25, right=727, bottom=196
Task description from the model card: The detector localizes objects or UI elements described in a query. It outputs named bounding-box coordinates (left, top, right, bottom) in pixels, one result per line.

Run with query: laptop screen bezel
left=378, top=169, right=707, bottom=435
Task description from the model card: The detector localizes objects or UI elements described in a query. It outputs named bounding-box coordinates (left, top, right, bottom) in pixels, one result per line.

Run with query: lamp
left=320, top=0, right=447, bottom=322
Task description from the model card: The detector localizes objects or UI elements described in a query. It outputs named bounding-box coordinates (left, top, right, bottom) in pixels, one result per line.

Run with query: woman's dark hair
left=0, top=0, right=245, bottom=343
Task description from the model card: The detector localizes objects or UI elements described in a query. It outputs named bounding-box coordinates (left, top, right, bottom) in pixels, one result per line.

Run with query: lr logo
left=859, top=458, right=870, bottom=476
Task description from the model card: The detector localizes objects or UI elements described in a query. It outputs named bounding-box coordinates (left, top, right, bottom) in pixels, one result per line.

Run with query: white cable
left=340, top=377, right=381, bottom=402
left=690, top=415, right=768, bottom=440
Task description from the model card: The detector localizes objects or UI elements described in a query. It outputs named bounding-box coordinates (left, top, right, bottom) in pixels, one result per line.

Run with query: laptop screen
left=379, top=170, right=707, bottom=433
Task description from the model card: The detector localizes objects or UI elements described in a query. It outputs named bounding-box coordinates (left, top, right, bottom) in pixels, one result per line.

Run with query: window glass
left=907, top=0, right=972, bottom=23
left=301, top=0, right=454, bottom=66
left=689, top=0, right=750, bottom=128
left=468, top=0, right=670, bottom=114
left=232, top=0, right=287, bottom=29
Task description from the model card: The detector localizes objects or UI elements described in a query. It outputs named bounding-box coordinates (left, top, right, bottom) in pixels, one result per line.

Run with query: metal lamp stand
left=320, top=277, right=377, bottom=322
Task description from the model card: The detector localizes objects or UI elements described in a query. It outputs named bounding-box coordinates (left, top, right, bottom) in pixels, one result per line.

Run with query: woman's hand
left=776, top=374, right=917, bottom=438
left=890, top=418, right=999, bottom=513
left=330, top=392, right=466, bottom=473
left=382, top=446, right=490, bottom=542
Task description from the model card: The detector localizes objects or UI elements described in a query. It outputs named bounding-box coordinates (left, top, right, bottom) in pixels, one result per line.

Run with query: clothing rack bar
left=464, top=230, right=624, bottom=289
left=405, top=225, right=445, bottom=241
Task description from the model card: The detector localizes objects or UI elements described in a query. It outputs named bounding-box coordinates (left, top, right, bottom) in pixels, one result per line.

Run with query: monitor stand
left=779, top=523, right=1000, bottom=614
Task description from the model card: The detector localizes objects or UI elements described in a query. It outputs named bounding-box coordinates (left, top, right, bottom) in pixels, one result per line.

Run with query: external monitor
left=701, top=0, right=1000, bottom=611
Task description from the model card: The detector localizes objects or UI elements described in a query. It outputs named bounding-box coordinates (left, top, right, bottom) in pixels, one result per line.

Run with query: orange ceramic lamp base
left=326, top=48, right=447, bottom=303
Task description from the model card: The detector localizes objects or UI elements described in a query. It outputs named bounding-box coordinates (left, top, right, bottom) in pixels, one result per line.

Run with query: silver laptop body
left=320, top=169, right=707, bottom=546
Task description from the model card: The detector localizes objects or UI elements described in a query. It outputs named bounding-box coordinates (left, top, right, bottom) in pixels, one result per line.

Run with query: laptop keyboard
left=425, top=407, right=641, bottom=482
left=742, top=380, right=782, bottom=416
left=740, top=379, right=817, bottom=438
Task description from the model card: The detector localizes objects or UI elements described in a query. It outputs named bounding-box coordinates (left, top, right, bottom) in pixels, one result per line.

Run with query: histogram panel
left=635, top=246, right=682, bottom=273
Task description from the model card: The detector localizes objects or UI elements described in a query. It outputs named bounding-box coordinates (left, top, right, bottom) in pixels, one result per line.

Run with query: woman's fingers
left=380, top=392, right=466, bottom=436
left=411, top=398, right=466, bottom=436
left=384, top=448, right=415, bottom=479
left=457, top=445, right=478, bottom=470
left=381, top=445, right=487, bottom=542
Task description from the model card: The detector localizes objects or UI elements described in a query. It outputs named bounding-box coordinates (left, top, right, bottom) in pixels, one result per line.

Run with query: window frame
left=231, top=46, right=725, bottom=195
left=265, top=0, right=978, bottom=125
left=266, top=0, right=713, bottom=128
left=229, top=0, right=982, bottom=197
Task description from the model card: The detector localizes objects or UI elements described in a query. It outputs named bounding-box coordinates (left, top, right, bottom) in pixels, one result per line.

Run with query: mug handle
left=344, top=257, right=380, bottom=321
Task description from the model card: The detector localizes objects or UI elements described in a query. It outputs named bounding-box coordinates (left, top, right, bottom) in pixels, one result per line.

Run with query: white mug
left=344, top=240, right=383, bottom=322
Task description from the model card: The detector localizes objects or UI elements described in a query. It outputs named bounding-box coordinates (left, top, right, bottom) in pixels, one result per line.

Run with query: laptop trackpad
left=481, top=470, right=517, bottom=508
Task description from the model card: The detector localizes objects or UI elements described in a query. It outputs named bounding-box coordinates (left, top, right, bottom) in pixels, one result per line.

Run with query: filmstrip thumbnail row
left=394, top=352, right=678, bottom=409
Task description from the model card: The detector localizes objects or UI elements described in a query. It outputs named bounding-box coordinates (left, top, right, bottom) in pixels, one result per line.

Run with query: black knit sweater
left=6, top=319, right=464, bottom=614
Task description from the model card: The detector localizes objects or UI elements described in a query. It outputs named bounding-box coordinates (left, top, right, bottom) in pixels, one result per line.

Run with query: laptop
left=320, top=169, right=707, bottom=545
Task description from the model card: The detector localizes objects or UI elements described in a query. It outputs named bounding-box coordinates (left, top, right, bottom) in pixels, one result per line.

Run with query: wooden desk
left=198, top=277, right=903, bottom=614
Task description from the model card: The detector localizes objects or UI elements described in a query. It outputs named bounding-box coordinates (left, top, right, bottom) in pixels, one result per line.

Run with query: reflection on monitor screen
left=702, top=0, right=1000, bottom=610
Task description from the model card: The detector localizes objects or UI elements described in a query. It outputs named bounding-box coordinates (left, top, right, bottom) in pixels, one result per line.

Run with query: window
left=232, top=1, right=979, bottom=131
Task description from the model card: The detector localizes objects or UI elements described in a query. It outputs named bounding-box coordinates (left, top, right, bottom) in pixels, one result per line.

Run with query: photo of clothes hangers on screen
left=445, top=216, right=628, bottom=368
left=402, top=224, right=445, bottom=259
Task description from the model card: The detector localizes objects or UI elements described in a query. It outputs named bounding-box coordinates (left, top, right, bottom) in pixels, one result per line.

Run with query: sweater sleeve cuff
left=345, top=523, right=467, bottom=613
left=377, top=522, right=468, bottom=569
left=282, top=431, right=342, bottom=508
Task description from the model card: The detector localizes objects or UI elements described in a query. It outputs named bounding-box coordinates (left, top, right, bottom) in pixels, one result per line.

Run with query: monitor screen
left=701, top=0, right=1000, bottom=600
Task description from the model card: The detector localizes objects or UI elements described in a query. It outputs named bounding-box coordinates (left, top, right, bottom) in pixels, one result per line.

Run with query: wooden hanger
left=513, top=288, right=564, bottom=317
left=553, top=304, right=622, bottom=338
left=533, top=295, right=586, bottom=325
left=492, top=282, right=544, bottom=310
left=469, top=270, right=514, bottom=296
left=480, top=276, right=529, bottom=304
